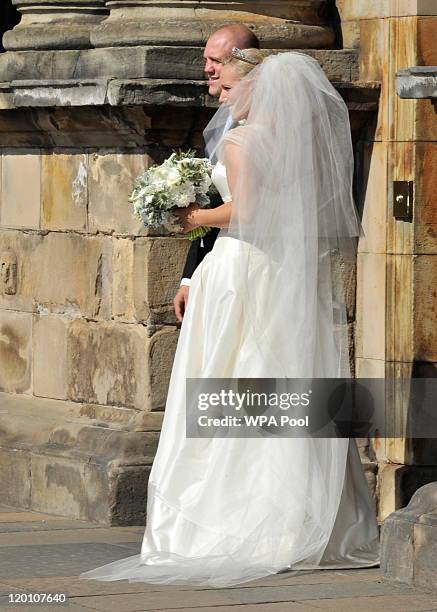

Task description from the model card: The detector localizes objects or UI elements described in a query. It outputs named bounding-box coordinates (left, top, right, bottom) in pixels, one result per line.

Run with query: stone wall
left=0, top=0, right=382, bottom=523
left=340, top=0, right=437, bottom=520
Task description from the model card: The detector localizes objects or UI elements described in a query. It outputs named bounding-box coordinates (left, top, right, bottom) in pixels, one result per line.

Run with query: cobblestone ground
left=0, top=504, right=436, bottom=612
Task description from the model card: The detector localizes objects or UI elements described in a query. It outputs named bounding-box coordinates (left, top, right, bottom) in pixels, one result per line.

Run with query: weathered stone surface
left=356, top=252, right=386, bottom=360
left=88, top=151, right=151, bottom=235
left=396, top=66, right=437, bottom=98
left=0, top=47, right=359, bottom=83
left=385, top=252, right=437, bottom=363
left=414, top=255, right=437, bottom=361
left=414, top=523, right=437, bottom=589
left=112, top=237, right=190, bottom=324
left=337, top=0, right=437, bottom=20
left=90, top=0, right=333, bottom=50
left=143, top=238, right=191, bottom=322
left=3, top=0, right=108, bottom=52
left=0, top=149, right=41, bottom=229
left=67, top=318, right=178, bottom=410
left=386, top=254, right=413, bottom=363
left=41, top=151, right=87, bottom=231
left=386, top=141, right=414, bottom=256
left=381, top=511, right=414, bottom=584
left=381, top=482, right=437, bottom=592
left=67, top=319, right=149, bottom=409
left=0, top=310, right=32, bottom=394
left=149, top=328, right=179, bottom=410
left=33, top=315, right=69, bottom=400
left=378, top=463, right=437, bottom=521
left=359, top=18, right=390, bottom=83
left=30, top=451, right=121, bottom=523
left=0, top=391, right=159, bottom=523
left=357, top=141, right=388, bottom=255
left=108, top=464, right=151, bottom=526
left=0, top=448, right=31, bottom=508
left=415, top=142, right=437, bottom=254
left=0, top=231, right=112, bottom=319
left=0, top=248, right=18, bottom=295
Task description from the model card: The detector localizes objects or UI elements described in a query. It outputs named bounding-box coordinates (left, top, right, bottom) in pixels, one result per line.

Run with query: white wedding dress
left=80, top=160, right=380, bottom=588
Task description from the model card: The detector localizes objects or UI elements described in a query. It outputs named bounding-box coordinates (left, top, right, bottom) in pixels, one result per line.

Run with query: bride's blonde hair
left=223, top=48, right=264, bottom=78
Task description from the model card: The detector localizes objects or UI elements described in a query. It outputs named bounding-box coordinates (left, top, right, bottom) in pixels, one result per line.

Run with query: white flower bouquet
left=129, top=150, right=214, bottom=241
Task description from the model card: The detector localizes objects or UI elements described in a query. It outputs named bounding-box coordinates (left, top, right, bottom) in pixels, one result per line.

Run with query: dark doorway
left=1, top=1, right=20, bottom=52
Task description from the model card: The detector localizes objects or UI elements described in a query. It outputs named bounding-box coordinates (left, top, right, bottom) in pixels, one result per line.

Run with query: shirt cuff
left=180, top=278, right=191, bottom=287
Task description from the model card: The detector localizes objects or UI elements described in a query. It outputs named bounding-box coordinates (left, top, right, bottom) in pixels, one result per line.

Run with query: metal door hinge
left=393, top=181, right=414, bottom=221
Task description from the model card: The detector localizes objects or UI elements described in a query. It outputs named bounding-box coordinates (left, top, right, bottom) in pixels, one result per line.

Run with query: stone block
left=142, top=238, right=191, bottom=322
left=336, top=0, right=390, bottom=20
left=387, top=17, right=437, bottom=142
left=391, top=0, right=437, bottom=17
left=357, top=142, right=388, bottom=255
left=380, top=512, right=414, bottom=584
left=414, top=255, right=437, bottom=361
left=0, top=149, right=40, bottom=229
left=355, top=357, right=385, bottom=378
left=414, top=523, right=437, bottom=590
left=88, top=151, right=151, bottom=235
left=30, top=453, right=108, bottom=523
left=0, top=448, right=30, bottom=508
left=41, top=151, right=87, bottom=231
left=112, top=237, right=191, bottom=324
left=67, top=319, right=148, bottom=409
left=386, top=254, right=413, bottom=363
left=378, top=463, right=437, bottom=521
left=415, top=143, right=437, bottom=254
left=67, top=319, right=178, bottom=410
left=356, top=252, right=386, bottom=360
left=339, top=20, right=360, bottom=49
left=33, top=315, right=69, bottom=400
left=381, top=482, right=437, bottom=592
left=149, top=327, right=179, bottom=410
left=0, top=310, right=32, bottom=394
left=359, top=18, right=389, bottom=83
left=108, top=464, right=151, bottom=526
left=112, top=238, right=135, bottom=320
left=0, top=231, right=111, bottom=319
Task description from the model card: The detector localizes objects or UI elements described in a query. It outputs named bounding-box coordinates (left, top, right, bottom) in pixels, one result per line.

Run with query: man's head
left=204, top=24, right=260, bottom=97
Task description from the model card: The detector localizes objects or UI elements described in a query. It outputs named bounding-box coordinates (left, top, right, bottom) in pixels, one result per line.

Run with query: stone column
left=348, top=0, right=437, bottom=520
left=2, top=0, right=108, bottom=50
left=91, top=0, right=334, bottom=49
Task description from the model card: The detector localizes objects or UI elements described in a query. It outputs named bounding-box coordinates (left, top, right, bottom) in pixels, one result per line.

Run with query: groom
left=173, top=24, right=260, bottom=322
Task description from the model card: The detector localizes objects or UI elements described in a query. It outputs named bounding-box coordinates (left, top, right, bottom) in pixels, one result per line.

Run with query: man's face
left=204, top=34, right=234, bottom=98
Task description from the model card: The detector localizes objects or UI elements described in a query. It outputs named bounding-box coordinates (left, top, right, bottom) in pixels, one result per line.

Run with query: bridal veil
left=80, top=52, right=372, bottom=588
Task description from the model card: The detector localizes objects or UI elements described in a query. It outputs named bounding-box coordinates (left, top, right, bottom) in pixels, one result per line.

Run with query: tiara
left=230, top=47, right=259, bottom=65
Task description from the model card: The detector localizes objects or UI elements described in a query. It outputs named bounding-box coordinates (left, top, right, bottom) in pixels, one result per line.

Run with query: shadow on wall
left=320, top=0, right=343, bottom=49
left=0, top=0, right=20, bottom=53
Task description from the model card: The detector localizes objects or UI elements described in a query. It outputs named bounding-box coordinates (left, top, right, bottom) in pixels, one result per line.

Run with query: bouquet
left=129, top=150, right=214, bottom=241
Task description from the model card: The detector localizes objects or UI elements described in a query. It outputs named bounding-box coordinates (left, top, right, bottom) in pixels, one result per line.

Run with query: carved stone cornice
left=3, top=0, right=108, bottom=50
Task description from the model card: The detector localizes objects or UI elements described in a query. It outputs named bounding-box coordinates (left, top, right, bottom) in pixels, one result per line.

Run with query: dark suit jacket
left=180, top=190, right=222, bottom=280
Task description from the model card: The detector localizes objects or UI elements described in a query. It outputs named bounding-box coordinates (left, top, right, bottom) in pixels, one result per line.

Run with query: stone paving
left=0, top=504, right=436, bottom=612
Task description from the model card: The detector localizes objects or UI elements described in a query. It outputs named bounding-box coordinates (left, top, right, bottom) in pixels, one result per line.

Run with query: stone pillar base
left=0, top=392, right=162, bottom=525
left=381, top=482, right=437, bottom=592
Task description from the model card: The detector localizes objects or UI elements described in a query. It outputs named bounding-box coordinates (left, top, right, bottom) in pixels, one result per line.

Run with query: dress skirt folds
left=80, top=235, right=380, bottom=588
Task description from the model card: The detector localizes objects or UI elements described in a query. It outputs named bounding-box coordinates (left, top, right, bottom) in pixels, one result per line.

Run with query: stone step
left=0, top=46, right=359, bottom=83
left=0, top=392, right=161, bottom=524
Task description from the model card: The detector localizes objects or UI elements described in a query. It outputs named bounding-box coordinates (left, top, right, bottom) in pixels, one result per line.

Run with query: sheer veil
left=78, top=53, right=372, bottom=589
left=204, top=51, right=363, bottom=380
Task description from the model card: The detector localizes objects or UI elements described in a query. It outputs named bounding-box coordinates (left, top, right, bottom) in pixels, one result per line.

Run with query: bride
left=80, top=50, right=380, bottom=588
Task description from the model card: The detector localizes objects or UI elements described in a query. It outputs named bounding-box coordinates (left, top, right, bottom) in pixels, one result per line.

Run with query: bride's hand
left=173, top=204, right=202, bottom=233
